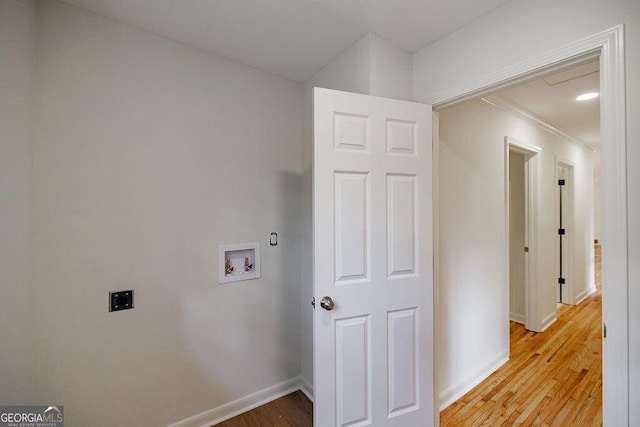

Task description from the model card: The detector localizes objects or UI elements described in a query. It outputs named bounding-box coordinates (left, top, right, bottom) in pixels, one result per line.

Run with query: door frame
left=556, top=158, right=575, bottom=305
left=505, top=137, right=542, bottom=332
left=426, top=26, right=628, bottom=424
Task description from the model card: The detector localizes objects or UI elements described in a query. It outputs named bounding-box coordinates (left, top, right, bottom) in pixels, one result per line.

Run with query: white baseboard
left=509, top=312, right=525, bottom=324
left=300, top=376, right=314, bottom=402
left=574, top=285, right=597, bottom=305
left=169, top=377, right=301, bottom=427
left=439, top=349, right=509, bottom=411
left=540, top=311, right=558, bottom=332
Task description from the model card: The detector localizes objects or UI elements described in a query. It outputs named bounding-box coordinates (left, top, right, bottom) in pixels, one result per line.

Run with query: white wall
left=566, top=150, right=596, bottom=305
left=304, top=34, right=372, bottom=97
left=437, top=98, right=594, bottom=408
left=509, top=151, right=526, bottom=323
left=369, top=34, right=413, bottom=101
left=414, top=0, right=639, bottom=421
left=31, top=2, right=302, bottom=425
left=300, top=32, right=413, bottom=395
left=0, top=0, right=36, bottom=403
left=303, top=32, right=412, bottom=101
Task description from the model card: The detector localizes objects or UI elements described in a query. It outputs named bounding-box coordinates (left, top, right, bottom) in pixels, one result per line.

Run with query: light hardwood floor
left=214, top=246, right=602, bottom=426
left=440, top=244, right=602, bottom=426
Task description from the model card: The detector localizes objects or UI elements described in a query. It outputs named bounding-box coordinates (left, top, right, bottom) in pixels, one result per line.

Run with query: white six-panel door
left=313, top=88, right=434, bottom=426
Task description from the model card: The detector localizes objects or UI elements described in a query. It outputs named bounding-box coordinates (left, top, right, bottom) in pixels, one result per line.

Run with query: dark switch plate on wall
left=109, top=290, right=134, bottom=312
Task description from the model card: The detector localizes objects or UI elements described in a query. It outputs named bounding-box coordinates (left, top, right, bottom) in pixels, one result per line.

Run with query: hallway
left=440, top=246, right=602, bottom=426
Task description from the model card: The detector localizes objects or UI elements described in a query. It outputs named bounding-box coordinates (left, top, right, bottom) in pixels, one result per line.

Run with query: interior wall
left=566, top=148, right=596, bottom=305
left=509, top=151, right=526, bottom=323
left=413, top=1, right=639, bottom=420
left=304, top=34, right=372, bottom=97
left=0, top=0, right=36, bottom=403
left=299, top=92, right=314, bottom=396
left=32, top=1, right=302, bottom=425
left=369, top=33, right=413, bottom=101
left=303, top=32, right=412, bottom=101
left=437, top=97, right=594, bottom=408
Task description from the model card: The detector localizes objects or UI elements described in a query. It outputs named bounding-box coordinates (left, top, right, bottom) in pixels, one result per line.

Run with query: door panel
left=334, top=112, right=369, bottom=152
left=387, top=174, right=417, bottom=277
left=313, top=88, right=434, bottom=426
left=335, top=315, right=371, bottom=426
left=335, top=172, right=370, bottom=283
left=386, top=119, right=417, bottom=155
left=388, top=308, right=418, bottom=416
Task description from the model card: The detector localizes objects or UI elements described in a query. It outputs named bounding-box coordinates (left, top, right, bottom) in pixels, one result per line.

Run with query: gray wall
left=31, top=1, right=302, bottom=425
left=0, top=0, right=36, bottom=403
left=509, top=151, right=526, bottom=323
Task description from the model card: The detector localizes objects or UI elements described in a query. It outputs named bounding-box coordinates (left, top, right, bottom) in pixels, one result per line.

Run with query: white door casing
left=505, top=137, right=542, bottom=332
left=313, top=88, right=434, bottom=426
left=422, top=26, right=626, bottom=424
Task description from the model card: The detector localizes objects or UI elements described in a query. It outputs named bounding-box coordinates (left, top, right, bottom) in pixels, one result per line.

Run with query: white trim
left=598, top=26, right=629, bottom=427
left=426, top=25, right=627, bottom=424
left=300, top=376, right=314, bottom=402
left=438, top=349, right=509, bottom=411
left=483, top=95, right=594, bottom=152
left=168, top=377, right=301, bottom=427
left=421, top=27, right=614, bottom=107
left=432, top=110, right=441, bottom=426
left=505, top=137, right=542, bottom=332
left=575, top=286, right=598, bottom=306
left=540, top=311, right=558, bottom=332
left=510, top=312, right=525, bottom=324
left=505, top=138, right=542, bottom=157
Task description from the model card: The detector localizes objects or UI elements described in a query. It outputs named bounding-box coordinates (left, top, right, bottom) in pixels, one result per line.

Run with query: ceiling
left=492, top=60, right=601, bottom=149
left=58, top=0, right=599, bottom=150
left=60, top=0, right=511, bottom=83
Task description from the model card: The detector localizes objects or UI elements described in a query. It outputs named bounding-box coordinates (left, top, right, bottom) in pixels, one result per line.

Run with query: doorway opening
left=557, top=159, right=575, bottom=305
left=506, top=138, right=541, bottom=331
left=509, top=150, right=527, bottom=324
left=435, top=51, right=605, bottom=425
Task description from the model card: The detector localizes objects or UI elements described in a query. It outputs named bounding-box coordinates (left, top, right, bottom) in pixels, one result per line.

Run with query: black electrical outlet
left=109, top=290, right=134, bottom=312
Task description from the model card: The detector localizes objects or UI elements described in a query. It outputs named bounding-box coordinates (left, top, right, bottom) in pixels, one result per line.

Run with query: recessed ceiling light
left=576, top=92, right=599, bottom=101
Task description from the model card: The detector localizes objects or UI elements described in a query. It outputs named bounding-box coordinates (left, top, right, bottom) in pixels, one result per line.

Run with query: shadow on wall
left=180, top=170, right=302, bottom=420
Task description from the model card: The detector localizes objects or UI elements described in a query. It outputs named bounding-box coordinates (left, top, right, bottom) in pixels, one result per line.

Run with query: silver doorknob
left=320, top=296, right=335, bottom=311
